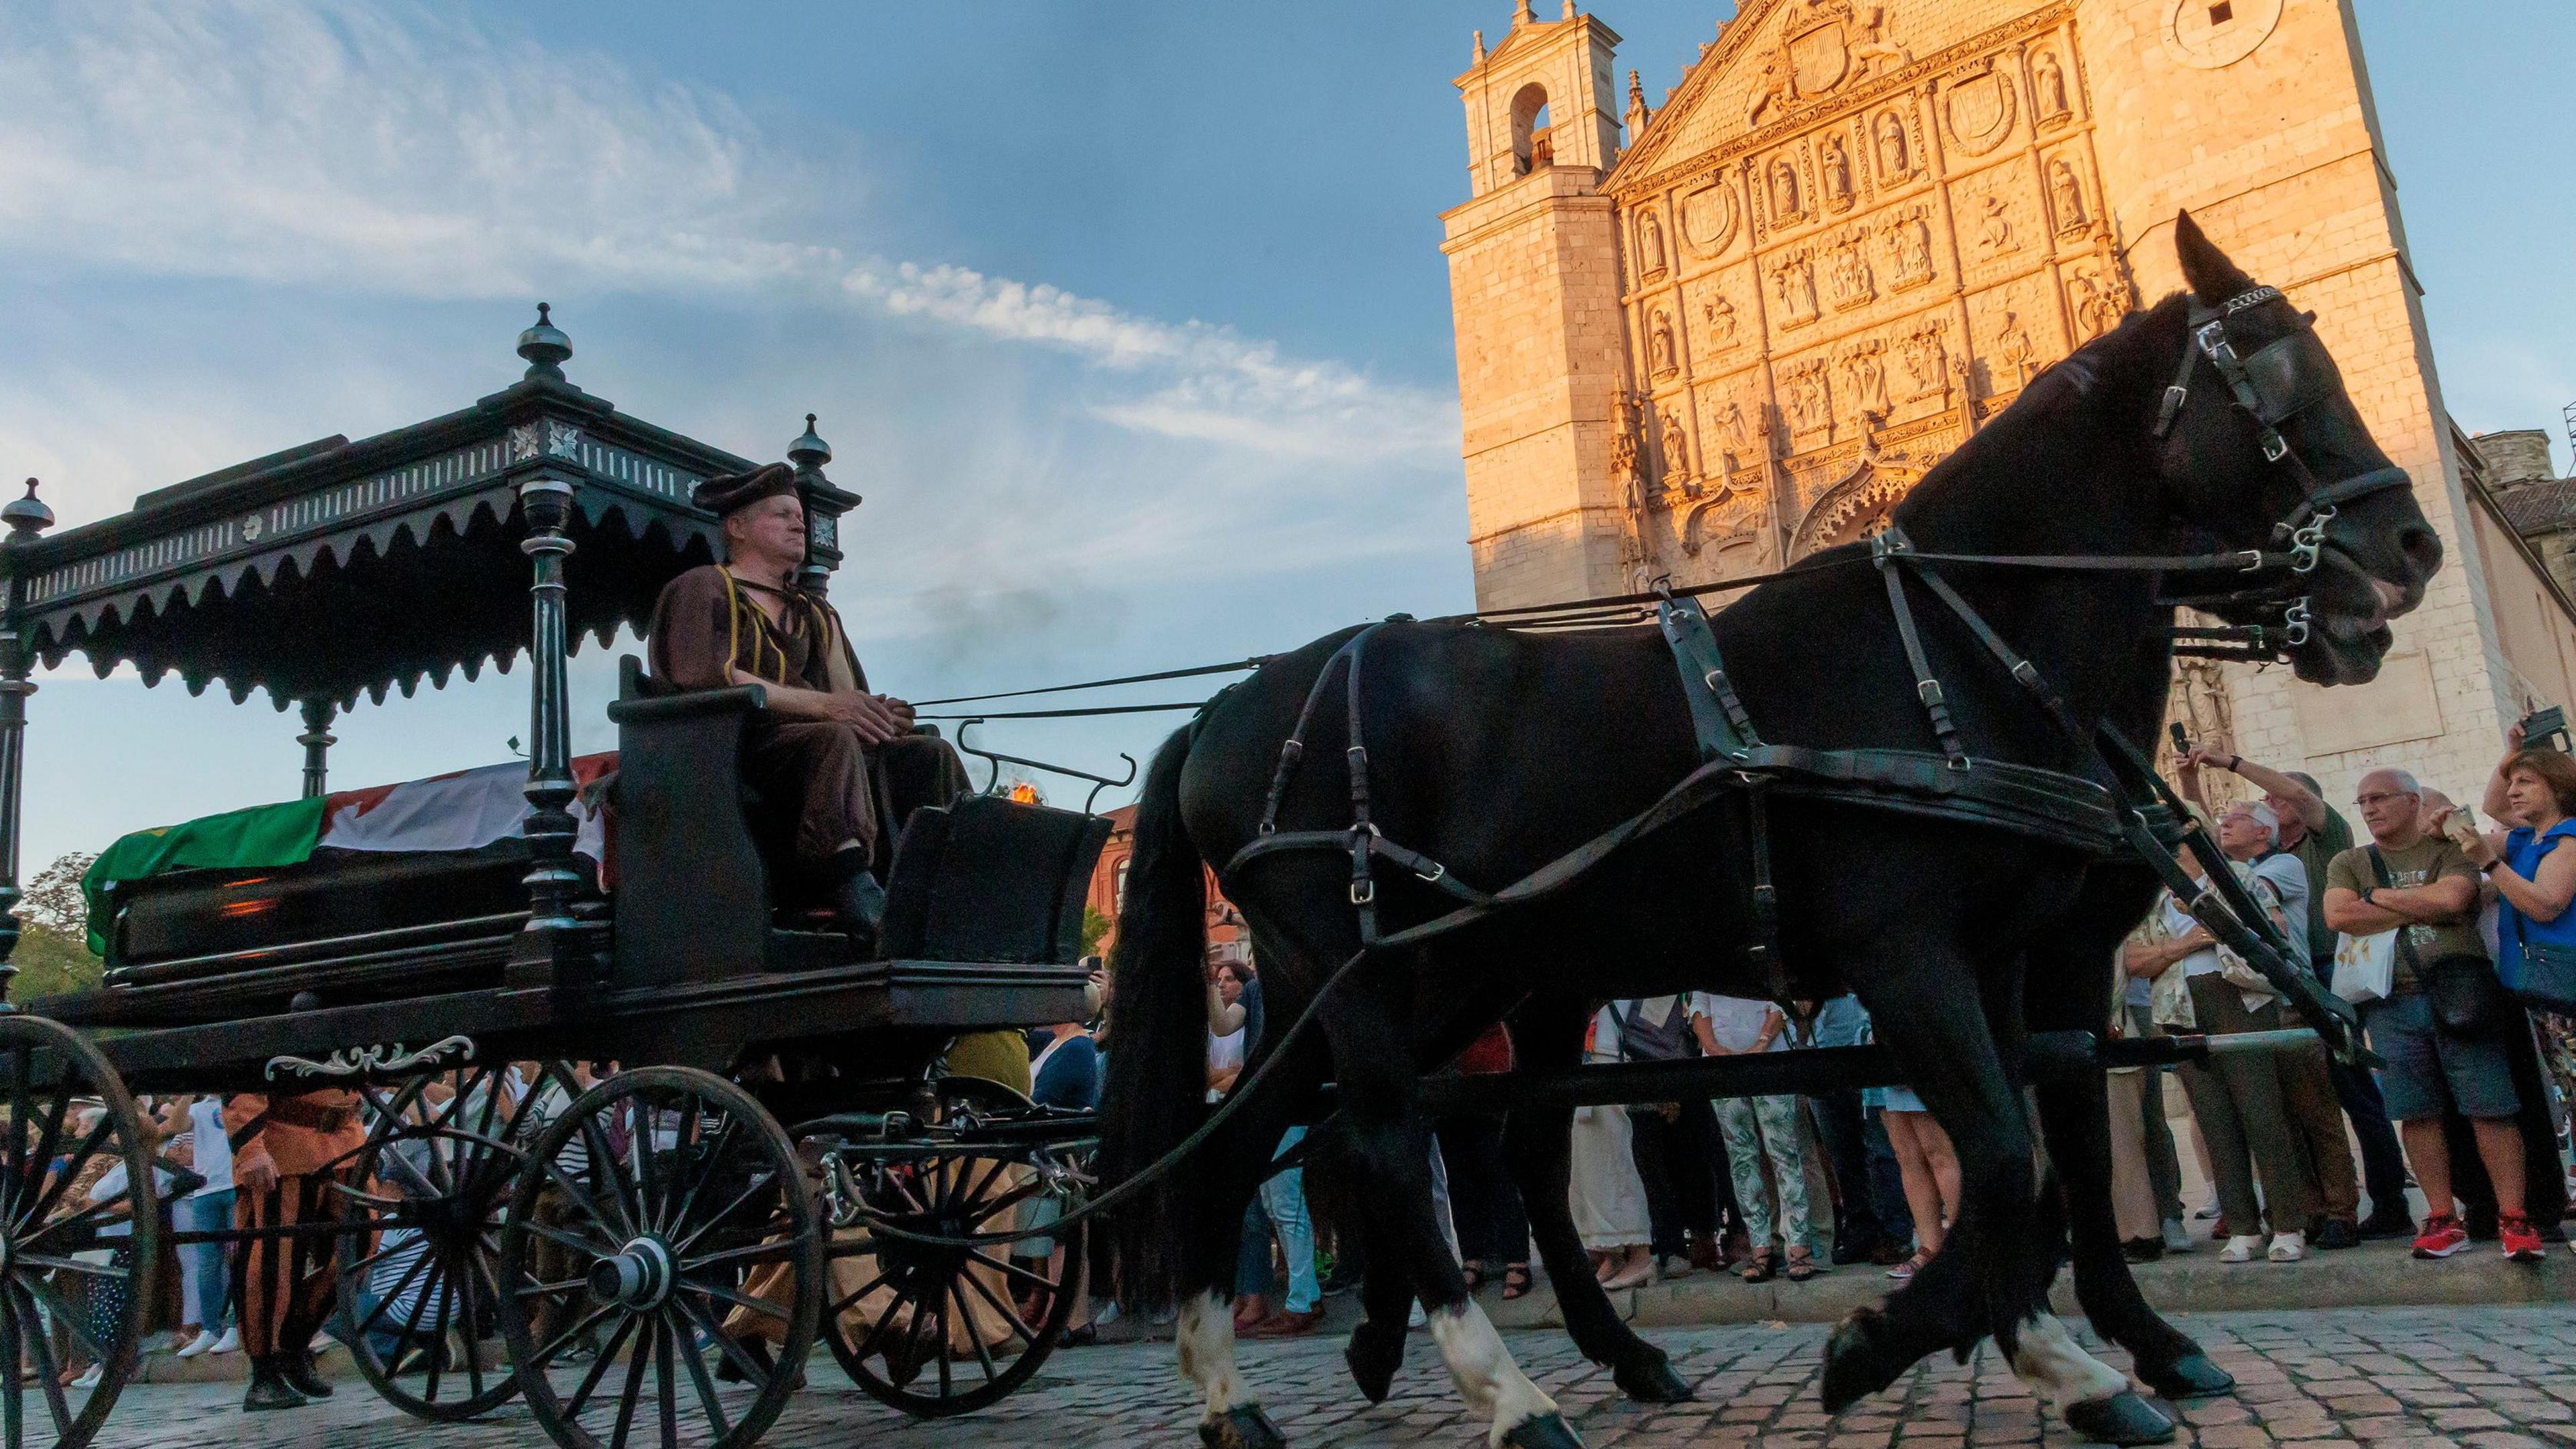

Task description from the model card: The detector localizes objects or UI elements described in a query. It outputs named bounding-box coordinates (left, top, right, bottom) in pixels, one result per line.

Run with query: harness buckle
left=1415, top=860, right=1446, bottom=883
left=2290, top=511, right=2331, bottom=574
left=2261, top=429, right=2290, bottom=464
left=1350, top=878, right=1375, bottom=906
left=2156, top=384, right=2189, bottom=434
left=1917, top=679, right=1945, bottom=708
left=1258, top=821, right=1276, bottom=836
left=1946, top=754, right=1974, bottom=773
left=2237, top=549, right=2263, bottom=574
left=2010, top=660, right=2040, bottom=688
left=2282, top=598, right=2313, bottom=648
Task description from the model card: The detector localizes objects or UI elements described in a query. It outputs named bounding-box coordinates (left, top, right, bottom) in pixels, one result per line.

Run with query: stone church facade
left=1442, top=0, right=2576, bottom=806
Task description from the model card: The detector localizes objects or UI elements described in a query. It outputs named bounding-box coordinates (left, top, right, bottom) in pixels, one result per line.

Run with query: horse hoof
left=1612, top=1354, right=1693, bottom=1403
left=2139, top=1352, right=2234, bottom=1400
left=1820, top=1307, right=1901, bottom=1413
left=1200, top=1403, right=1289, bottom=1449
left=1501, top=1410, right=1585, bottom=1449
left=2063, top=1391, right=2178, bottom=1445
left=1345, top=1321, right=1406, bottom=1405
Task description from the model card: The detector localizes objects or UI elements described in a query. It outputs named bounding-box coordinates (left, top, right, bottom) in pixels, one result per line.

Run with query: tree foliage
left=9, top=853, right=101, bottom=1000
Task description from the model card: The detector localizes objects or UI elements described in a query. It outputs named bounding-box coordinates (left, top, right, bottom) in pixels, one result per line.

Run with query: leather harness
left=1219, top=285, right=2395, bottom=1061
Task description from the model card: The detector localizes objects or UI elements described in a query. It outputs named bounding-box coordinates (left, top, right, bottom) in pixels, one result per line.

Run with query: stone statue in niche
left=1821, top=136, right=1855, bottom=211
left=2049, top=158, right=2087, bottom=235
left=1849, top=2, right=1913, bottom=76
left=1888, top=211, right=1934, bottom=288
left=1702, top=291, right=1741, bottom=348
left=1609, top=390, right=1643, bottom=482
left=1997, top=311, right=2037, bottom=385
left=2031, top=49, right=2071, bottom=124
left=1974, top=193, right=2017, bottom=254
left=1713, top=397, right=1755, bottom=467
left=1841, top=341, right=1890, bottom=417
left=1660, top=404, right=1694, bottom=484
left=1770, top=158, right=1803, bottom=220
left=1648, top=310, right=1679, bottom=377
left=1827, top=235, right=1875, bottom=308
left=1900, top=321, right=1950, bottom=399
left=1875, top=111, right=1911, bottom=178
left=1640, top=209, right=1669, bottom=276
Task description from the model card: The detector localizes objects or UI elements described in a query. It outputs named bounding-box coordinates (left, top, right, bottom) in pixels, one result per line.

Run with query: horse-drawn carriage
left=0, top=310, right=1110, bottom=1448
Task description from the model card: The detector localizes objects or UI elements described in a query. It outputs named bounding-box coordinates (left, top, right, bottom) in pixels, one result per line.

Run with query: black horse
left=1102, top=217, right=2440, bottom=1449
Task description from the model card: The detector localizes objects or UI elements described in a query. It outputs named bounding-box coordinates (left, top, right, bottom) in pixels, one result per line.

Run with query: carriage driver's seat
left=603, top=656, right=1109, bottom=987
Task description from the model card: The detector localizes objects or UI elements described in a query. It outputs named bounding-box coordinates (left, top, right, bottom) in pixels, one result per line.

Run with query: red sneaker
left=2412, top=1214, right=2469, bottom=1258
left=2500, top=1214, right=2546, bottom=1263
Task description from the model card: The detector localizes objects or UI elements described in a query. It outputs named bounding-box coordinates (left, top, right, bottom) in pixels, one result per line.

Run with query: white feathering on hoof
left=2007, top=1312, right=2132, bottom=1414
left=1428, top=1301, right=1562, bottom=1447
left=1177, top=1291, right=1248, bottom=1417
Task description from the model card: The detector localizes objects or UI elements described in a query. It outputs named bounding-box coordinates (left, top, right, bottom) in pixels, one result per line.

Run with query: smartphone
left=2169, top=722, right=2190, bottom=755
left=2522, top=705, right=2568, bottom=751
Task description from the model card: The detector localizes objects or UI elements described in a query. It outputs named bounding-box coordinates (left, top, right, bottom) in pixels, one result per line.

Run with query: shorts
left=2361, top=991, right=2520, bottom=1122
left=1868, top=1084, right=1928, bottom=1114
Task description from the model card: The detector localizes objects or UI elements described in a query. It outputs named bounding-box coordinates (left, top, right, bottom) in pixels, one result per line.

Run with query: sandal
left=1737, top=1247, right=1776, bottom=1284
left=1460, top=1261, right=1490, bottom=1293
left=1785, top=1249, right=1818, bottom=1283
left=1886, top=1248, right=1933, bottom=1281
left=1501, top=1263, right=1534, bottom=1301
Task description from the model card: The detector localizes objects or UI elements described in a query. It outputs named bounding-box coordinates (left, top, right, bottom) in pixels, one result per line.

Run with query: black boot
left=241, top=1356, right=309, bottom=1412
left=279, top=1347, right=334, bottom=1399
left=828, top=859, right=887, bottom=958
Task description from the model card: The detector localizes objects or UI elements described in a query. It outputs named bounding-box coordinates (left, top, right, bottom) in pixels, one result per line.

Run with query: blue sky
left=1, top=0, right=2571, bottom=873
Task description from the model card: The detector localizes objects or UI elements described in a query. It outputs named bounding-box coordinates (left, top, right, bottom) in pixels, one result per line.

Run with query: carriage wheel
left=0, top=1014, right=158, bottom=1449
left=334, top=1060, right=576, bottom=1421
left=822, top=1076, right=1088, bottom=1417
left=498, top=1067, right=820, bottom=1449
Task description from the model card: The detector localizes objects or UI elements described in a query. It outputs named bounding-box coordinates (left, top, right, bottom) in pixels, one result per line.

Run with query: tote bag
left=2330, top=928, right=2394, bottom=1006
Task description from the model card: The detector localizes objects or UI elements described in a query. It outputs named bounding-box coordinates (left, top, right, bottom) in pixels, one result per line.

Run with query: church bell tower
left=1442, top=3, right=1634, bottom=609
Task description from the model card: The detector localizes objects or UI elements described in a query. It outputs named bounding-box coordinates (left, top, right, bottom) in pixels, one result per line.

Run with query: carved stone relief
left=1941, top=59, right=2019, bottom=157
left=1972, top=191, right=2019, bottom=257
left=1660, top=402, right=1695, bottom=484
left=1871, top=108, right=1916, bottom=184
left=1883, top=205, right=1936, bottom=290
left=1820, top=133, right=1858, bottom=213
left=1769, top=250, right=1821, bottom=329
left=2065, top=264, right=2129, bottom=342
left=1826, top=228, right=1876, bottom=310
left=1781, top=357, right=1835, bottom=440
left=1648, top=308, right=1680, bottom=378
left=1768, top=153, right=1807, bottom=224
left=1840, top=339, right=1890, bottom=418
left=1698, top=286, right=1745, bottom=354
left=1994, top=309, right=2038, bottom=386
left=1679, top=181, right=1741, bottom=256
left=1899, top=318, right=1952, bottom=402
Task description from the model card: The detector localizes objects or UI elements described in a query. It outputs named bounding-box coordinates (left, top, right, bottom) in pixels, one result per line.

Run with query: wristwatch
left=2359, top=886, right=2378, bottom=906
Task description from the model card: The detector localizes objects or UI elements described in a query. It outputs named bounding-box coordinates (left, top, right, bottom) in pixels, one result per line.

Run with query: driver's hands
left=883, top=696, right=916, bottom=729
left=828, top=692, right=904, bottom=745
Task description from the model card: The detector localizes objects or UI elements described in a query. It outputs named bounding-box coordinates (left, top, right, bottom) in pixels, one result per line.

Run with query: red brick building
left=1088, top=803, right=1248, bottom=965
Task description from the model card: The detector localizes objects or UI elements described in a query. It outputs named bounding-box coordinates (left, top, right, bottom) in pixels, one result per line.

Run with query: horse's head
left=2154, top=212, right=2443, bottom=684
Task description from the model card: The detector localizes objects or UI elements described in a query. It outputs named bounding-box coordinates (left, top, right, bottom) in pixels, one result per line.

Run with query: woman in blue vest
left=2460, top=739, right=2576, bottom=1232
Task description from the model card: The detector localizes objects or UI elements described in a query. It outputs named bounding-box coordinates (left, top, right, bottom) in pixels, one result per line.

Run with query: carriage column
left=296, top=698, right=335, bottom=798
left=508, top=471, right=588, bottom=989
left=0, top=480, right=52, bottom=1006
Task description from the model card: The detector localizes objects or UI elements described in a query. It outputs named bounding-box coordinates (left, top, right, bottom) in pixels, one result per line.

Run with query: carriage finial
left=3, top=478, right=52, bottom=541
left=789, top=413, right=833, bottom=471
left=517, top=303, right=574, bottom=382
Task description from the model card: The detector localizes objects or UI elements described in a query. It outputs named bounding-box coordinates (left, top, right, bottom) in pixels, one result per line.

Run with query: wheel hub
left=589, top=1235, right=678, bottom=1310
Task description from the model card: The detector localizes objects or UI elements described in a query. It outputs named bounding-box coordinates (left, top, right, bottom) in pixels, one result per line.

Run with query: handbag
left=2371, top=846, right=2515, bottom=1038
left=2508, top=916, right=2576, bottom=1016
left=2330, top=927, right=2396, bottom=1006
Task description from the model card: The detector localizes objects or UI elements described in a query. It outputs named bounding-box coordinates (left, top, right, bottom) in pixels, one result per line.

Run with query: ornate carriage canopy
left=3, top=314, right=801, bottom=710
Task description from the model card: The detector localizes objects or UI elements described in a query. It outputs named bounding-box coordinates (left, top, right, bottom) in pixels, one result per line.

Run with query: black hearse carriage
left=0, top=311, right=1108, bottom=1449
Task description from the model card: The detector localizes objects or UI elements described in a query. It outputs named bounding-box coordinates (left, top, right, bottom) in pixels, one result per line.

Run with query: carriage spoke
left=421, top=1266, right=454, bottom=1401
left=659, top=1114, right=736, bottom=1239
left=653, top=1309, right=680, bottom=1448
left=356, top=1246, right=440, bottom=1338
left=670, top=1170, right=779, bottom=1256
left=828, top=1267, right=898, bottom=1319
left=455, top=1246, right=490, bottom=1401
left=953, top=1256, right=1041, bottom=1347
left=965, top=1248, right=1061, bottom=1296
left=621, top=1097, right=657, bottom=1242
left=19, top=1083, right=72, bottom=1226
left=932, top=1274, right=953, bottom=1399
left=669, top=1289, right=770, bottom=1387
left=608, top=1306, right=652, bottom=1449
left=519, top=1215, right=618, bottom=1262
left=963, top=1175, right=1048, bottom=1227
left=538, top=1157, right=629, bottom=1247
left=665, top=1305, right=733, bottom=1440
left=3, top=1049, right=26, bottom=1221
left=577, top=1117, right=641, bottom=1238
left=11, top=1285, right=73, bottom=1440
left=529, top=1300, right=622, bottom=1371
left=17, top=1116, right=115, bottom=1237
left=0, top=1267, right=20, bottom=1449
left=24, top=1277, right=109, bottom=1364
left=11, top=1252, right=129, bottom=1281
left=951, top=1279, right=1002, bottom=1386
left=565, top=1312, right=639, bottom=1420
left=680, top=1275, right=790, bottom=1322
left=680, top=1234, right=810, bottom=1277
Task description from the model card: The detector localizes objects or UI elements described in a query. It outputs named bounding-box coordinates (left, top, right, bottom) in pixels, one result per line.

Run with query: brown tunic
left=646, top=565, right=967, bottom=873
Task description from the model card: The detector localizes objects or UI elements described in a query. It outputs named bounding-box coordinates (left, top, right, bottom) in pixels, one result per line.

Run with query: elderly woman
left=2457, top=739, right=2576, bottom=1252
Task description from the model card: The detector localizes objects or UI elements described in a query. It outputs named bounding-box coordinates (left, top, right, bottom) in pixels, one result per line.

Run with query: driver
left=647, top=462, right=967, bottom=950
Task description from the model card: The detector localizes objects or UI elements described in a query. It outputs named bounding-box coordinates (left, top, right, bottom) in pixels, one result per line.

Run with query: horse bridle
left=2149, top=284, right=2415, bottom=651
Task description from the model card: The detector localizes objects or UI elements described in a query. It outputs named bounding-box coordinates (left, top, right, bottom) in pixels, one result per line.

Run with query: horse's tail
left=1097, top=723, right=1210, bottom=1311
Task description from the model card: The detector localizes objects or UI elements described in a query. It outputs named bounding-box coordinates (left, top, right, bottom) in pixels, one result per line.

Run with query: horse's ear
left=2174, top=210, right=2255, bottom=306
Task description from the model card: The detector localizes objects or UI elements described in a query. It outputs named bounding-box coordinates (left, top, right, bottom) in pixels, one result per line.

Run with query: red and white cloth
left=321, top=754, right=616, bottom=861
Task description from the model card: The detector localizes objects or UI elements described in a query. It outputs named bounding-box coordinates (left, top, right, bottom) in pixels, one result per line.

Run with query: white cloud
left=0, top=0, right=1456, bottom=472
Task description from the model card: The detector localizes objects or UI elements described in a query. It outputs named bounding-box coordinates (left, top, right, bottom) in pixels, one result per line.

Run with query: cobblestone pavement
left=66, top=1307, right=2576, bottom=1449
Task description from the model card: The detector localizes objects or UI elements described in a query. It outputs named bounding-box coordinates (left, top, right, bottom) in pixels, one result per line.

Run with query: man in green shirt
left=2183, top=749, right=2408, bottom=1238
left=2321, top=768, right=2539, bottom=1262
